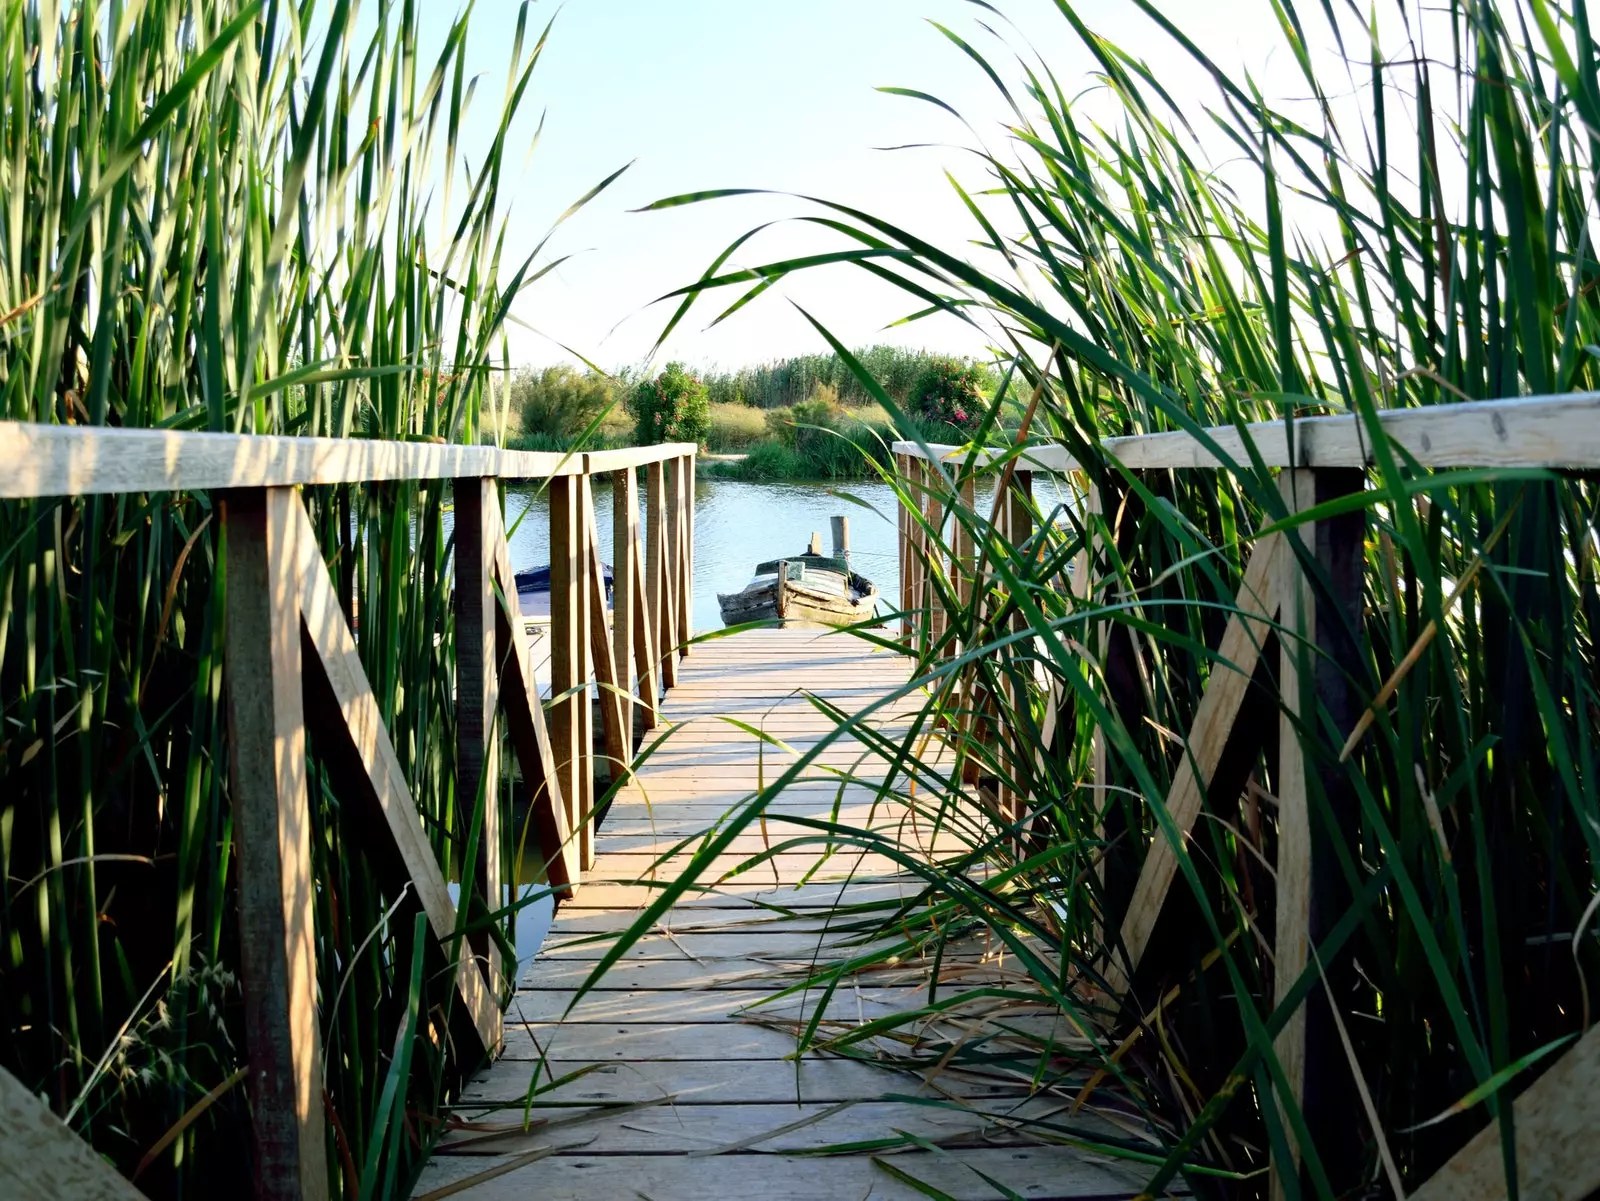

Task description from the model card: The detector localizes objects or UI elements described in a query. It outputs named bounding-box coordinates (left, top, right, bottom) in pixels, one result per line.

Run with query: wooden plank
left=458, top=1054, right=1016, bottom=1107
left=1410, top=1024, right=1600, bottom=1201
left=292, top=496, right=500, bottom=1054
left=630, top=513, right=661, bottom=731
left=1293, top=468, right=1368, bottom=1192
left=1270, top=468, right=1314, bottom=1201
left=1107, top=530, right=1286, bottom=992
left=221, top=487, right=330, bottom=1201
left=610, top=463, right=639, bottom=746
left=0, top=422, right=584, bottom=498
left=891, top=392, right=1600, bottom=472
left=669, top=455, right=690, bottom=659
left=454, top=478, right=504, bottom=1014
left=0, top=1065, right=147, bottom=1199
left=411, top=1146, right=1144, bottom=1201
left=484, top=498, right=577, bottom=893
left=548, top=476, right=591, bottom=869
left=584, top=480, right=630, bottom=788
left=646, top=460, right=677, bottom=688
left=581, top=442, right=697, bottom=472
left=434, top=1098, right=1079, bottom=1156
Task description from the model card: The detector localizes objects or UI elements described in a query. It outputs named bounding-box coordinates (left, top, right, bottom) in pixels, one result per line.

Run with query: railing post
left=222, top=487, right=331, bottom=1201
left=669, top=454, right=690, bottom=660
left=612, top=466, right=639, bottom=746
left=453, top=478, right=503, bottom=1013
left=998, top=469, right=1034, bottom=824
left=1272, top=467, right=1367, bottom=1198
left=647, top=460, right=677, bottom=689
left=549, top=474, right=593, bottom=870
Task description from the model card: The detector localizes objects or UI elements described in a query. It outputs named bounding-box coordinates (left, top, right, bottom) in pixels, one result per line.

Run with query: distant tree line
left=698, top=345, right=997, bottom=409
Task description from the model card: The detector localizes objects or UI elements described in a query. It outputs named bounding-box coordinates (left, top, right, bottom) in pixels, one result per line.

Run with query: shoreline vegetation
left=503, top=348, right=1007, bottom=480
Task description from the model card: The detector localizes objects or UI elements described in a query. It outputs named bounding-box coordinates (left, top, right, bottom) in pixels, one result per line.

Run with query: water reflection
left=503, top=476, right=908, bottom=632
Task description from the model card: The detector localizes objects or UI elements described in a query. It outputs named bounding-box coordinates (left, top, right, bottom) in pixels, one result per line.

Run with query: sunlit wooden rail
left=892, top=391, right=1600, bottom=1201
left=0, top=423, right=696, bottom=1201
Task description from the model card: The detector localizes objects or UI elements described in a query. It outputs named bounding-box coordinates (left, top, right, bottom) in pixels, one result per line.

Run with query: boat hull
left=717, top=578, right=878, bottom=628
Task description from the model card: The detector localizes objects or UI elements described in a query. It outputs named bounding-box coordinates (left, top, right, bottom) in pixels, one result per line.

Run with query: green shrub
left=511, top=364, right=617, bottom=438
left=630, top=362, right=712, bottom=446
left=909, top=358, right=986, bottom=432
left=733, top=440, right=805, bottom=480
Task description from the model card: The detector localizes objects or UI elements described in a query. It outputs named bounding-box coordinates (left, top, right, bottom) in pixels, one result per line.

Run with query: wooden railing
left=0, top=422, right=696, bottom=1200
left=891, top=392, right=1600, bottom=1200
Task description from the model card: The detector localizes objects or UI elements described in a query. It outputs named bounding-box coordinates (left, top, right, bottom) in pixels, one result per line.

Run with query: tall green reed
left=618, top=1, right=1600, bottom=1194
left=0, top=2, right=607, bottom=1194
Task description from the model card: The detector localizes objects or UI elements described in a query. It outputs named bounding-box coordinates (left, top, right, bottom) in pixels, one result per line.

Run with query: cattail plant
left=0, top=1, right=614, bottom=1195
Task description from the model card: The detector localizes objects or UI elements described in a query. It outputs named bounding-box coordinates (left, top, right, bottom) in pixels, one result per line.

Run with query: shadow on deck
left=415, top=629, right=1149, bottom=1201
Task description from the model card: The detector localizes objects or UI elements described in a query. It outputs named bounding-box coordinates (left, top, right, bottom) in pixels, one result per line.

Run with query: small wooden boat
left=718, top=521, right=877, bottom=627
left=514, top=563, right=612, bottom=622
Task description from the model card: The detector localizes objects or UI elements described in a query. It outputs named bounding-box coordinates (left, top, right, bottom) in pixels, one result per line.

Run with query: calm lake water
left=503, top=475, right=908, bottom=631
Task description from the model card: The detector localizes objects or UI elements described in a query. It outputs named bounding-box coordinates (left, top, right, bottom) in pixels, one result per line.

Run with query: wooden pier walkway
left=415, top=628, right=1147, bottom=1201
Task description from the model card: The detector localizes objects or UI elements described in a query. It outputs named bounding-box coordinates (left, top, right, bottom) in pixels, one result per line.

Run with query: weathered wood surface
left=0, top=1066, right=148, bottom=1200
left=891, top=391, right=1600, bottom=473
left=420, top=629, right=1147, bottom=1201
left=222, top=488, right=330, bottom=1201
left=0, top=420, right=701, bottom=498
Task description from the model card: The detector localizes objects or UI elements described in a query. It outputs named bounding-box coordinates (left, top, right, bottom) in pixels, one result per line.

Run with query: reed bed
left=0, top=1, right=603, bottom=1195
left=602, top=1, right=1600, bottom=1195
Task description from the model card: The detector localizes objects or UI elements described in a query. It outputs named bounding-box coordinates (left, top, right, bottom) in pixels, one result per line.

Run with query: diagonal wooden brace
left=1105, top=529, right=1286, bottom=995
left=290, top=495, right=501, bottom=1056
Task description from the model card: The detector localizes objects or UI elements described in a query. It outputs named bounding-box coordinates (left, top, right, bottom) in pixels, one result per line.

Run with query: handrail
left=0, top=418, right=697, bottom=1193
left=892, top=391, right=1600, bottom=472
left=0, top=420, right=696, bottom=498
left=890, top=390, right=1598, bottom=1193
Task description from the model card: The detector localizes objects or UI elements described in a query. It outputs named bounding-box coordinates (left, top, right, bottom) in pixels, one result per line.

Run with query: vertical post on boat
left=775, top=559, right=790, bottom=623
left=452, top=477, right=502, bottom=1008
left=222, top=487, right=330, bottom=1201
left=830, top=515, right=850, bottom=563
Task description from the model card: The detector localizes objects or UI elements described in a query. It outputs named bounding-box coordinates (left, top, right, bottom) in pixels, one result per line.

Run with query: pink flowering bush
left=630, top=361, right=711, bottom=446
left=909, top=358, right=986, bottom=433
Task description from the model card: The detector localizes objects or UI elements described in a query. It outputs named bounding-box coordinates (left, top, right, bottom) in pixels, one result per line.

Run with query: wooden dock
left=415, top=628, right=1147, bottom=1201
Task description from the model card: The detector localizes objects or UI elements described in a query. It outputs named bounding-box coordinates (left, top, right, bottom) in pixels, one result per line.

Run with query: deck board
left=419, top=629, right=1147, bottom=1201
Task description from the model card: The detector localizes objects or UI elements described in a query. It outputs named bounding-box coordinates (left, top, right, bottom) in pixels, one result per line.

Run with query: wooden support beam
left=612, top=466, right=639, bottom=745
left=1106, top=529, right=1286, bottom=994
left=647, top=461, right=677, bottom=688
left=0, top=1065, right=148, bottom=1199
left=1410, top=1024, right=1600, bottom=1201
left=292, top=497, right=500, bottom=1055
left=923, top=462, right=946, bottom=654
left=631, top=518, right=661, bottom=733
left=549, top=476, right=590, bottom=869
left=1282, top=467, right=1367, bottom=1194
left=683, top=453, right=696, bottom=651
left=452, top=478, right=502, bottom=1008
left=483, top=500, right=577, bottom=894
left=1270, top=468, right=1315, bottom=1201
left=669, top=455, right=691, bottom=661
left=586, top=486, right=630, bottom=789
left=221, top=487, right=330, bottom=1201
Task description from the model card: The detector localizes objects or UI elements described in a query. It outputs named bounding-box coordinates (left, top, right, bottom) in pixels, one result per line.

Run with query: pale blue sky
left=411, top=1, right=1354, bottom=373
